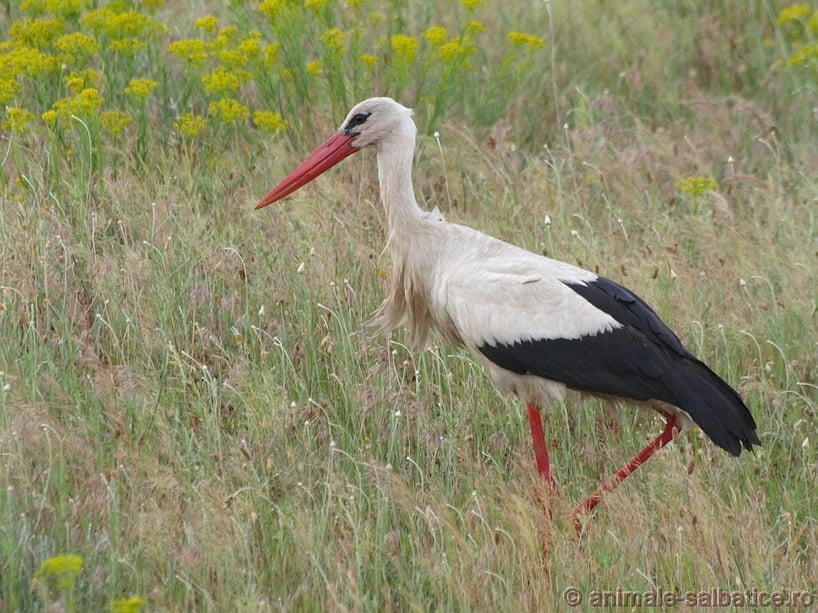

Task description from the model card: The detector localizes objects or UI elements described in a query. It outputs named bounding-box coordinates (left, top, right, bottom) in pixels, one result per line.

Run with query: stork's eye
left=344, top=112, right=371, bottom=133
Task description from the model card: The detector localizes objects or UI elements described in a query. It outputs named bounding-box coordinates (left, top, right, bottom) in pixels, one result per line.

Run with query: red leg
left=573, top=413, right=679, bottom=527
left=526, top=403, right=555, bottom=532
left=526, top=403, right=554, bottom=487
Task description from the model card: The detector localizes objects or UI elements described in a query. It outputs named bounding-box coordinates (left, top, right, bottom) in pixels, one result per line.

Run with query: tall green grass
left=2, top=0, right=817, bottom=610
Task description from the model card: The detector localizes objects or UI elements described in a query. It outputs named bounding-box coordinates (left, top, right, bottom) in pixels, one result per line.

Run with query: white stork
left=255, top=97, right=760, bottom=523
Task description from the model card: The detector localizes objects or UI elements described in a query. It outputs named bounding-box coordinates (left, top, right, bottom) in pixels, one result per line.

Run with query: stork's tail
left=674, top=360, right=760, bottom=456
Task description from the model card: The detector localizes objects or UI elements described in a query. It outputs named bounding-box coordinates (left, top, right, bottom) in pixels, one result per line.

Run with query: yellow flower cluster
left=63, top=69, right=101, bottom=93
left=439, top=41, right=464, bottom=64
left=263, top=42, right=280, bottom=66
left=194, top=15, right=219, bottom=34
left=259, top=0, right=290, bottom=21
left=100, top=110, right=133, bottom=135
left=0, top=0, right=549, bottom=149
left=174, top=112, right=207, bottom=137
left=54, top=31, right=100, bottom=61
left=254, top=109, right=287, bottom=133
left=209, top=97, right=250, bottom=123
left=391, top=34, right=418, bottom=64
left=110, top=596, right=146, bottom=613
left=202, top=67, right=243, bottom=95
left=423, top=26, right=447, bottom=46
left=320, top=28, right=345, bottom=52
left=168, top=39, right=208, bottom=65
left=676, top=176, right=717, bottom=197
left=508, top=31, right=546, bottom=51
left=81, top=7, right=162, bottom=41
left=76, top=87, right=103, bottom=111
left=124, top=78, right=159, bottom=99
left=34, top=554, right=83, bottom=592
left=9, top=17, right=65, bottom=49
left=778, top=3, right=812, bottom=27
left=777, top=4, right=818, bottom=72
left=20, top=0, right=84, bottom=19
left=0, top=1, right=173, bottom=141
left=2, top=107, right=35, bottom=132
left=79, top=6, right=163, bottom=56
left=2, top=45, right=57, bottom=77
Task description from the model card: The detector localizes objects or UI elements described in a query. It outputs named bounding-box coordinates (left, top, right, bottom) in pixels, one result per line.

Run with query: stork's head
left=255, top=97, right=413, bottom=209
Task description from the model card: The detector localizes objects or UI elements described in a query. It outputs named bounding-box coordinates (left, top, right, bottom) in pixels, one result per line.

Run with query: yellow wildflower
left=168, top=39, right=208, bottom=65
left=124, top=78, right=159, bottom=99
left=83, top=8, right=160, bottom=40
left=422, top=26, right=447, bottom=46
left=54, top=32, right=100, bottom=61
left=391, top=34, right=418, bottom=64
left=259, top=0, right=285, bottom=20
left=202, top=68, right=241, bottom=95
left=100, top=110, right=132, bottom=135
left=439, top=41, right=463, bottom=63
left=73, top=87, right=103, bottom=114
left=51, top=97, right=72, bottom=119
left=467, top=20, right=484, bottom=34
left=34, top=555, right=83, bottom=592
left=41, top=109, right=58, bottom=126
left=63, top=69, right=101, bottom=93
left=460, top=0, right=482, bottom=9
left=20, top=0, right=83, bottom=19
left=508, top=31, right=545, bottom=51
left=9, top=17, right=65, bottom=49
left=360, top=53, right=377, bottom=68
left=253, top=110, right=287, bottom=133
left=217, top=26, right=237, bottom=42
left=64, top=75, right=85, bottom=93
left=0, top=78, right=19, bottom=105
left=109, top=38, right=147, bottom=56
left=208, top=98, right=250, bottom=123
left=777, top=3, right=811, bottom=27
left=789, top=43, right=818, bottom=66
left=4, top=46, right=57, bottom=76
left=174, top=111, right=207, bottom=137
left=320, top=28, right=345, bottom=52
left=238, top=36, right=261, bottom=61
left=306, top=60, right=322, bottom=75
left=676, top=176, right=716, bottom=197
left=194, top=15, right=219, bottom=33
left=3, top=107, right=36, bottom=132
left=215, top=49, right=245, bottom=68
left=305, top=0, right=325, bottom=11
left=110, top=596, right=146, bottom=613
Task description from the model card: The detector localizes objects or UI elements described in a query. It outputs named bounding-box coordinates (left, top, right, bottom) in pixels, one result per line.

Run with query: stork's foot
left=572, top=414, right=679, bottom=533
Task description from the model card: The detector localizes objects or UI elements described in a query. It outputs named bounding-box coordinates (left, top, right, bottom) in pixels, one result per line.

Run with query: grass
left=2, top=0, right=818, bottom=610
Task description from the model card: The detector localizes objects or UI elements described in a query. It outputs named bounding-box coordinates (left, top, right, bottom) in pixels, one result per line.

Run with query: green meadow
left=1, top=0, right=817, bottom=610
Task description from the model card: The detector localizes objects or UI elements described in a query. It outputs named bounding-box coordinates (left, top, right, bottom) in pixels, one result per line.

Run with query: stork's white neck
left=375, top=121, right=424, bottom=232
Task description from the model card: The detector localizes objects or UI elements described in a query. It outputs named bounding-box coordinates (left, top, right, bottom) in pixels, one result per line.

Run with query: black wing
left=479, top=276, right=760, bottom=456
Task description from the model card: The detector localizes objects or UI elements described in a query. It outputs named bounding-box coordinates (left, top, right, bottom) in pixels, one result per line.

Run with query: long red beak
left=255, top=131, right=358, bottom=209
